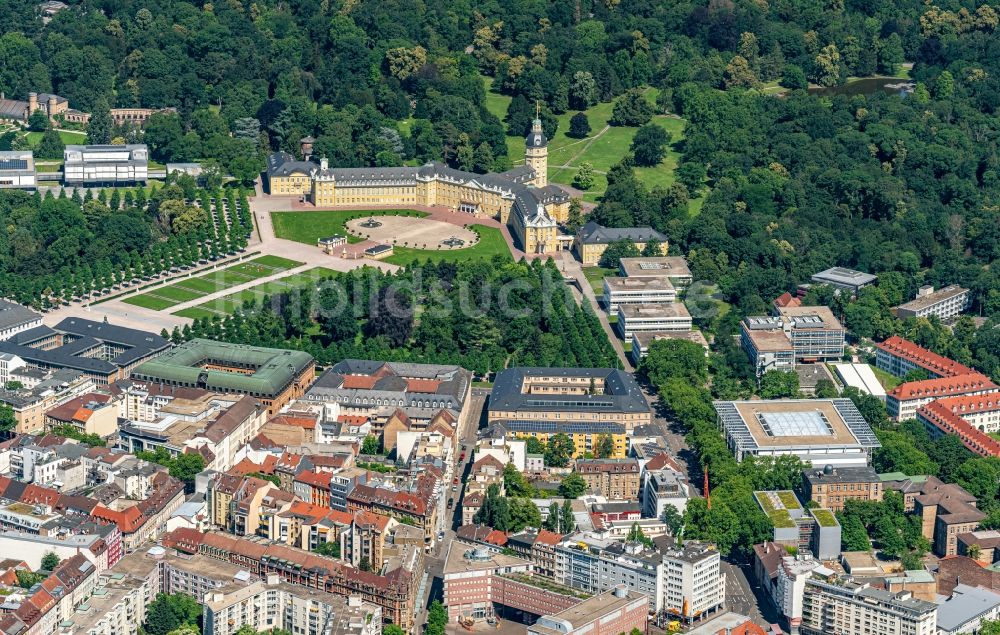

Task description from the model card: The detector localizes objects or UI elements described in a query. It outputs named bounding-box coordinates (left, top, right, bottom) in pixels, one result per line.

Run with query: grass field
left=871, top=366, right=903, bottom=391
left=272, top=210, right=429, bottom=245
left=22, top=129, right=87, bottom=146
left=122, top=255, right=303, bottom=311
left=483, top=77, right=702, bottom=207
left=173, top=267, right=339, bottom=319
left=383, top=225, right=511, bottom=266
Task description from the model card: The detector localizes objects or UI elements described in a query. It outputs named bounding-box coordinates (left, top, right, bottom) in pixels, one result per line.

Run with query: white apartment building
left=660, top=541, right=725, bottom=625
left=615, top=303, right=692, bottom=339
left=62, top=570, right=150, bottom=635
left=602, top=276, right=677, bottom=312
left=893, top=285, right=971, bottom=321
left=800, top=577, right=937, bottom=635
left=0, top=151, right=36, bottom=190
left=885, top=373, right=998, bottom=422
left=63, top=144, right=148, bottom=185
left=203, top=576, right=382, bottom=635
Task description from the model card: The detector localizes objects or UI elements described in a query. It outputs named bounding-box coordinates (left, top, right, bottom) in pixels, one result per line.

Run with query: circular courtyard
left=345, top=215, right=478, bottom=249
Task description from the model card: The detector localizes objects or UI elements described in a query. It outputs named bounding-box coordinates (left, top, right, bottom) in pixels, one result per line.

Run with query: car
left=453, top=477, right=459, bottom=484
left=448, top=498, right=454, bottom=508
left=451, top=485, right=458, bottom=492
left=438, top=531, right=445, bottom=540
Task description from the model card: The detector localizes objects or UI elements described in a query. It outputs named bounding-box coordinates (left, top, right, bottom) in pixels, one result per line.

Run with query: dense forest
left=173, top=258, right=619, bottom=376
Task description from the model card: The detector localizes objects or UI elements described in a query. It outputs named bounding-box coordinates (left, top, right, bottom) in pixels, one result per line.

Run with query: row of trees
left=177, top=258, right=618, bottom=376
left=0, top=182, right=252, bottom=306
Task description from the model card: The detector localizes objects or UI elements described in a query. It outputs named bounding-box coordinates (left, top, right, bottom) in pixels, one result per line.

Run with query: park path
left=552, top=125, right=611, bottom=171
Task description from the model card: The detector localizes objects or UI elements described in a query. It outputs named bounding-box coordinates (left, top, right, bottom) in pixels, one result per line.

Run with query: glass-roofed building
left=713, top=399, right=879, bottom=468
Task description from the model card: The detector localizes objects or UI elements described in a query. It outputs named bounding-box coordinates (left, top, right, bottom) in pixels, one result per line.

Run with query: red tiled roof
left=162, top=526, right=205, bottom=552
left=876, top=336, right=974, bottom=377
left=888, top=372, right=998, bottom=401
left=20, top=484, right=60, bottom=507
left=45, top=393, right=111, bottom=422
left=534, top=530, right=563, bottom=546
left=268, top=414, right=318, bottom=429
left=338, top=415, right=369, bottom=425
left=405, top=378, right=441, bottom=393
left=91, top=504, right=144, bottom=533
left=295, top=470, right=333, bottom=488
left=485, top=529, right=508, bottom=546
left=918, top=399, right=1000, bottom=458
left=229, top=457, right=266, bottom=476
left=717, top=622, right=767, bottom=635
left=286, top=501, right=353, bottom=525
left=773, top=292, right=801, bottom=308
left=353, top=510, right=392, bottom=531
left=342, top=375, right=378, bottom=390
left=472, top=455, right=505, bottom=472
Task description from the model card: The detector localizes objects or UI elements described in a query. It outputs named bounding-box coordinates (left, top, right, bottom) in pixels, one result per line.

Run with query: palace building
left=265, top=118, right=570, bottom=254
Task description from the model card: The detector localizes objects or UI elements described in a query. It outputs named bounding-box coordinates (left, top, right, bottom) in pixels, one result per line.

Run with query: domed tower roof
left=526, top=117, right=547, bottom=149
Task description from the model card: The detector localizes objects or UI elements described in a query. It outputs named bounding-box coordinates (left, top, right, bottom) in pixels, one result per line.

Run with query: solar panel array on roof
left=0, top=159, right=27, bottom=170
left=637, top=262, right=665, bottom=270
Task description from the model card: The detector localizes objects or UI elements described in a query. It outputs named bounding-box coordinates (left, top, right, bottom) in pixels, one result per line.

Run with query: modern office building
left=800, top=576, right=937, bottom=635
left=131, top=338, right=316, bottom=414
left=660, top=541, right=726, bottom=625
left=830, top=363, right=886, bottom=400
left=810, top=267, right=877, bottom=294
left=602, top=276, right=677, bottom=312
left=640, top=452, right=691, bottom=517
left=490, top=367, right=651, bottom=433
left=741, top=306, right=845, bottom=376
left=0, top=151, right=36, bottom=189
left=752, top=544, right=833, bottom=633
left=0, top=317, right=171, bottom=385
left=713, top=399, right=880, bottom=467
left=615, top=303, right=693, bottom=338
left=893, top=285, right=971, bottom=321
left=618, top=257, right=692, bottom=286
left=801, top=465, right=883, bottom=512
left=63, top=144, right=148, bottom=185
left=528, top=586, right=648, bottom=635
left=886, top=372, right=998, bottom=421
left=875, top=336, right=974, bottom=379
left=574, top=222, right=668, bottom=265
left=754, top=491, right=841, bottom=559
left=0, top=299, right=42, bottom=340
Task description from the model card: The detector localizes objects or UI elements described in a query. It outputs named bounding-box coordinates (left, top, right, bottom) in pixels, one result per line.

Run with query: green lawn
left=872, top=366, right=903, bottom=391
left=122, top=256, right=303, bottom=311
left=173, top=267, right=339, bottom=319
left=271, top=210, right=429, bottom=245
left=22, top=130, right=87, bottom=146
left=582, top=266, right=616, bottom=294
left=383, top=225, right=511, bottom=266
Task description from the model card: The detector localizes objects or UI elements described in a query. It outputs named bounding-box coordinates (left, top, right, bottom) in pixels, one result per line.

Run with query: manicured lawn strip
left=250, top=255, right=303, bottom=269
left=121, top=294, right=177, bottom=310
left=151, top=286, right=205, bottom=302
left=271, top=210, right=429, bottom=245
left=583, top=267, right=616, bottom=294
left=172, top=278, right=220, bottom=294
left=173, top=267, right=341, bottom=318
left=383, top=225, right=511, bottom=266
left=173, top=307, right=223, bottom=320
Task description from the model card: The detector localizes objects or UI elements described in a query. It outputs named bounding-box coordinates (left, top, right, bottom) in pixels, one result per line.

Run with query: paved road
left=722, top=561, right=764, bottom=624
left=558, top=251, right=633, bottom=371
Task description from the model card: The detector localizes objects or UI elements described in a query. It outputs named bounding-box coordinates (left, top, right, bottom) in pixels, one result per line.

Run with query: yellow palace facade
left=265, top=119, right=570, bottom=254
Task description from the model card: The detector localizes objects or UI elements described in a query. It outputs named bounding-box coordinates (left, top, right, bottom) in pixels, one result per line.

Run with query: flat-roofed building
left=0, top=151, right=35, bottom=189
left=63, top=144, right=148, bottom=186
left=630, top=330, right=708, bottom=365
left=886, top=372, right=998, bottom=421
left=618, top=257, right=692, bottom=286
left=490, top=367, right=651, bottom=433
left=131, top=339, right=315, bottom=414
left=810, top=267, right=877, bottom=294
left=741, top=307, right=845, bottom=377
left=802, top=465, right=883, bottom=512
left=800, top=577, right=937, bottom=635
left=713, top=399, right=880, bottom=468
left=615, top=303, right=692, bottom=338
left=528, top=586, right=648, bottom=635
left=0, top=299, right=42, bottom=340
left=203, top=576, right=383, bottom=635
left=830, top=363, right=886, bottom=401
left=893, top=285, right=971, bottom=321
left=602, top=276, right=676, bottom=312
left=875, top=335, right=974, bottom=379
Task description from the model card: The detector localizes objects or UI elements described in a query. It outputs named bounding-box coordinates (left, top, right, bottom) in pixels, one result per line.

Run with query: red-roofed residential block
left=917, top=396, right=1000, bottom=459
left=887, top=372, right=998, bottom=421
left=875, top=336, right=974, bottom=379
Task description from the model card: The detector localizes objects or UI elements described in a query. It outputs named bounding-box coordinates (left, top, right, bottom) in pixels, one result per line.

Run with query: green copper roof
left=133, top=339, right=314, bottom=397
